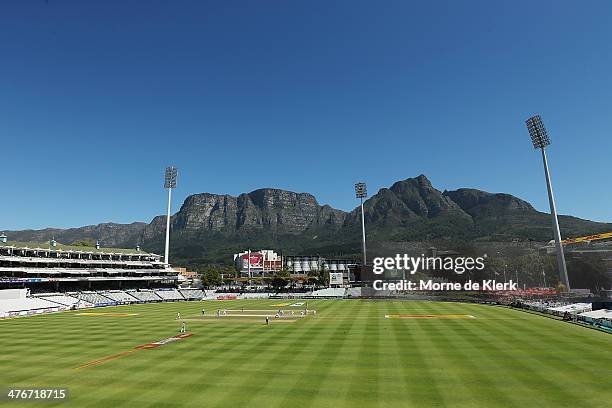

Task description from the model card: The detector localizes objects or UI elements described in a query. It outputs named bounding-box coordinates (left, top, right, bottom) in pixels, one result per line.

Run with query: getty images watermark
left=371, top=254, right=518, bottom=291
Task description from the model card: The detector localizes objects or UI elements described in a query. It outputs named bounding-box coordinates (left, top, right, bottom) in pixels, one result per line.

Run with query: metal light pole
left=525, top=115, right=570, bottom=291
left=247, top=248, right=251, bottom=287
left=515, top=270, right=518, bottom=287
left=355, top=182, right=368, bottom=265
left=163, top=166, right=178, bottom=268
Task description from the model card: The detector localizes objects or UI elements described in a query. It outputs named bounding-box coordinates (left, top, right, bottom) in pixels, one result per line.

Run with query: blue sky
left=1, top=1, right=611, bottom=231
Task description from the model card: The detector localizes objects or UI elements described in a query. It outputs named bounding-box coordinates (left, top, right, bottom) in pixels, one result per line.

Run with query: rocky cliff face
left=443, top=188, right=535, bottom=218
left=141, top=188, right=347, bottom=240
left=346, top=175, right=473, bottom=225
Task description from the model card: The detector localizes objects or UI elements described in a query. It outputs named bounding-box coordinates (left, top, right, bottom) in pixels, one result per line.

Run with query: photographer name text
left=373, top=279, right=518, bottom=291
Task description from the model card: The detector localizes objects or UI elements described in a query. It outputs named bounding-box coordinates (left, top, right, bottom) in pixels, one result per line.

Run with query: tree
left=566, top=255, right=611, bottom=294
left=270, top=269, right=291, bottom=291
left=219, top=265, right=236, bottom=280
left=307, top=268, right=320, bottom=288
left=483, top=256, right=506, bottom=281
left=316, top=264, right=329, bottom=288
left=199, top=265, right=223, bottom=288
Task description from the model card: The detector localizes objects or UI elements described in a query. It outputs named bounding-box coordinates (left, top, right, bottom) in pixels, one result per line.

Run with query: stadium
left=1, top=171, right=611, bottom=407
left=3, top=3, right=612, bottom=407
left=1, top=159, right=611, bottom=408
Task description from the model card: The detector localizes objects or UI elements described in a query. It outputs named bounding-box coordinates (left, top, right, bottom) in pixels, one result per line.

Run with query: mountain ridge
left=4, top=175, right=611, bottom=263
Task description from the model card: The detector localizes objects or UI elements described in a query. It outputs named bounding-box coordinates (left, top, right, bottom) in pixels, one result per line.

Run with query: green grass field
left=1, top=299, right=610, bottom=407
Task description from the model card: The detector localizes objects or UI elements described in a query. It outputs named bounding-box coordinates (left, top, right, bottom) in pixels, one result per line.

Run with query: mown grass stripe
left=0, top=299, right=610, bottom=408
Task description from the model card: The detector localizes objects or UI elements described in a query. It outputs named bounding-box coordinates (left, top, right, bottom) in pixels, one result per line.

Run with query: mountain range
left=5, top=175, right=611, bottom=265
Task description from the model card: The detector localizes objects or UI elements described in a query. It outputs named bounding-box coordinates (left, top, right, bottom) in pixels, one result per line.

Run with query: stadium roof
left=0, top=241, right=159, bottom=257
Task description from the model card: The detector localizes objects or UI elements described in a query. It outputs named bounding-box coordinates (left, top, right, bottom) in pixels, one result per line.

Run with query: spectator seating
left=128, top=290, right=162, bottom=302
left=0, top=287, right=254, bottom=319
left=310, top=288, right=346, bottom=298
left=0, top=297, right=63, bottom=317
left=179, top=289, right=205, bottom=300
left=155, top=288, right=184, bottom=301
left=102, top=290, right=138, bottom=303
left=37, top=294, right=87, bottom=307
left=77, top=292, right=115, bottom=306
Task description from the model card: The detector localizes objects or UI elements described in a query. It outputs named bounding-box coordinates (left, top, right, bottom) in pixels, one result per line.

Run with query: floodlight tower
left=355, top=182, right=368, bottom=265
left=163, top=166, right=178, bottom=268
left=525, top=115, right=570, bottom=291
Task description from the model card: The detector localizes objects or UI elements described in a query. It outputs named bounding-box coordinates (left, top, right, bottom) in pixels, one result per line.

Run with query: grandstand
left=179, top=288, right=205, bottom=300
left=309, top=288, right=346, bottom=298
left=0, top=298, right=64, bottom=317
left=0, top=286, right=349, bottom=319
left=0, top=287, right=208, bottom=318
left=0, top=240, right=178, bottom=293
left=102, top=290, right=138, bottom=304
left=128, top=290, right=162, bottom=302
left=34, top=293, right=89, bottom=308
left=76, top=292, right=115, bottom=306
left=155, top=288, right=184, bottom=301
left=0, top=289, right=65, bottom=318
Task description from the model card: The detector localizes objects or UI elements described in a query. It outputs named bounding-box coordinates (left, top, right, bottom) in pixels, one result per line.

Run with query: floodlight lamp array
left=164, top=166, right=178, bottom=189
left=526, top=115, right=551, bottom=149
left=355, top=182, right=367, bottom=198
